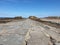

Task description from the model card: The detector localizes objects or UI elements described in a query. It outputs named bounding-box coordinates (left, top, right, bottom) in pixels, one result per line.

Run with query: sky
left=0, top=0, right=60, bottom=17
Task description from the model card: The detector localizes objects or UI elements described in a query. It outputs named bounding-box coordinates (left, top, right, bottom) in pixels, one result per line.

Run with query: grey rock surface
left=0, top=19, right=60, bottom=45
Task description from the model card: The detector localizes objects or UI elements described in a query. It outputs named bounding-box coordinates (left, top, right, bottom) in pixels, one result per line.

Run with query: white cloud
left=0, top=0, right=18, bottom=3
left=0, top=0, right=33, bottom=4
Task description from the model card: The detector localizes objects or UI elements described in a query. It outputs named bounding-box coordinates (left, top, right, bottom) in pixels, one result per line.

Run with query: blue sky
left=0, top=0, right=60, bottom=17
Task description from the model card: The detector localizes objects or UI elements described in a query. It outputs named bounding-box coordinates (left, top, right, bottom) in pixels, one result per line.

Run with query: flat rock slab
left=40, top=23, right=60, bottom=42
left=0, top=19, right=60, bottom=45
left=27, top=27, right=52, bottom=45
left=0, top=34, right=25, bottom=45
left=0, top=19, right=40, bottom=45
left=0, top=19, right=31, bottom=45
